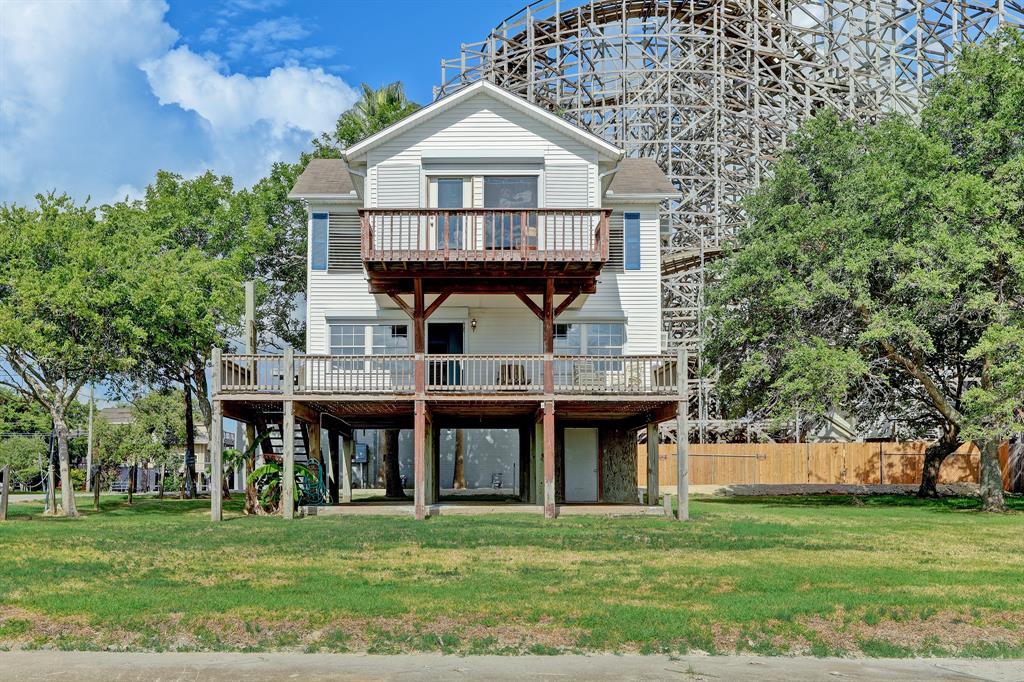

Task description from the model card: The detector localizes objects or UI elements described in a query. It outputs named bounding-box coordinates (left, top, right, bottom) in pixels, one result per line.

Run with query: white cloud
left=0, top=0, right=357, bottom=207
left=142, top=46, right=356, bottom=138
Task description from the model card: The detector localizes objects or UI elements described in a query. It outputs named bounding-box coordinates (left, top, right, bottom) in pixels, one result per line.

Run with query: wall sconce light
left=470, top=318, right=478, bottom=332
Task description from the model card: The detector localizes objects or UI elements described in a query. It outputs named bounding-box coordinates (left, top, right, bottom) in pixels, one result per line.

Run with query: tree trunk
left=244, top=453, right=259, bottom=514
left=380, top=428, right=405, bottom=499
left=127, top=463, right=135, bottom=505
left=53, top=416, right=77, bottom=517
left=979, top=439, right=1006, bottom=512
left=158, top=463, right=165, bottom=499
left=452, top=428, right=466, bottom=489
left=183, top=373, right=197, bottom=499
left=917, top=436, right=959, bottom=497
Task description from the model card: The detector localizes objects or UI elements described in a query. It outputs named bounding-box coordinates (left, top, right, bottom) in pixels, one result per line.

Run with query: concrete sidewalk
left=0, top=652, right=1020, bottom=681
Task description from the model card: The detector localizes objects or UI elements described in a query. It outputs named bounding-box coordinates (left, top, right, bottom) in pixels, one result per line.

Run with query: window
left=329, top=323, right=364, bottom=369
left=435, top=178, right=464, bottom=249
left=329, top=323, right=410, bottom=371
left=311, top=212, right=328, bottom=271
left=554, top=322, right=625, bottom=380
left=484, top=176, right=537, bottom=249
left=624, top=212, right=640, bottom=270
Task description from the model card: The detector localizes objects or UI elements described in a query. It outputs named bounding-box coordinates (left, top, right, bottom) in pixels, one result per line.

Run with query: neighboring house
left=212, top=81, right=685, bottom=519
left=97, top=407, right=236, bottom=492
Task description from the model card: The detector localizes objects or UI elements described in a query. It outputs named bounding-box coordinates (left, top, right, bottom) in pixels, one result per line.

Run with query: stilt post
left=210, top=348, right=223, bottom=522
left=341, top=433, right=353, bottom=503
left=676, top=347, right=689, bottom=521
left=414, top=400, right=427, bottom=520
left=646, top=422, right=660, bottom=505
left=543, top=400, right=556, bottom=519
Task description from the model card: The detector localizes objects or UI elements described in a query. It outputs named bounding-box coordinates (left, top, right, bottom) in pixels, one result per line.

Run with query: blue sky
left=1, top=0, right=523, bottom=207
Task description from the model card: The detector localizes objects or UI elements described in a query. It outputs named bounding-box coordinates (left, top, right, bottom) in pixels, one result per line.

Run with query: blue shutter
left=624, top=212, right=640, bottom=270
left=311, top=212, right=328, bottom=271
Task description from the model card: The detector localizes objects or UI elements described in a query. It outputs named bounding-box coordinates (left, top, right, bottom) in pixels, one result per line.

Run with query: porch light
left=470, top=318, right=478, bottom=331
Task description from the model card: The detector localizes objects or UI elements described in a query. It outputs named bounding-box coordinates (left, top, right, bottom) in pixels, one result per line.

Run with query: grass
left=0, top=494, right=1022, bottom=656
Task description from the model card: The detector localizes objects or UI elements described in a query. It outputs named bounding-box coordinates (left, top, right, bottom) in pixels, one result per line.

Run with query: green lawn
left=1, top=495, right=1022, bottom=656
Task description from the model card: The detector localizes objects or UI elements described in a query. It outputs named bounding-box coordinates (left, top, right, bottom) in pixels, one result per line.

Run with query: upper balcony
left=359, top=208, right=609, bottom=292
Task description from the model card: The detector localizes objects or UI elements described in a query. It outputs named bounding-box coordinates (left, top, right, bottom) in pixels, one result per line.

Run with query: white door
left=564, top=428, right=599, bottom=502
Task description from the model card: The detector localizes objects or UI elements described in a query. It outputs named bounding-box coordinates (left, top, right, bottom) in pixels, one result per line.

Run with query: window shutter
left=624, top=212, right=641, bottom=270
left=328, top=213, right=362, bottom=272
left=607, top=212, right=623, bottom=271
left=311, top=212, right=328, bottom=271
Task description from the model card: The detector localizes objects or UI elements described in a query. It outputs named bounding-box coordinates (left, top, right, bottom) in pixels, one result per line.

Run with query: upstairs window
left=311, top=212, right=329, bottom=271
left=484, top=176, right=537, bottom=249
left=623, top=212, right=640, bottom=270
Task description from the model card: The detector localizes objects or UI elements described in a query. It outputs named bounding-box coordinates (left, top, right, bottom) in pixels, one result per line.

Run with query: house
left=210, top=81, right=689, bottom=520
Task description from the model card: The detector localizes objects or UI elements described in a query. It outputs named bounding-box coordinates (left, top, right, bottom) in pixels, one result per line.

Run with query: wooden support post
left=676, top=347, right=689, bottom=521
left=663, top=491, right=672, bottom=518
left=429, top=418, right=440, bottom=505
left=533, top=417, right=543, bottom=505
left=326, top=429, right=340, bottom=504
left=646, top=422, right=660, bottom=505
left=413, top=279, right=425, bottom=396
left=341, top=433, right=353, bottom=504
left=518, top=423, right=531, bottom=501
left=210, top=347, right=223, bottom=522
left=0, top=464, right=9, bottom=522
left=543, top=400, right=556, bottom=519
left=282, top=400, right=295, bottom=520
left=308, top=420, right=322, bottom=474
left=210, top=398, right=223, bottom=522
left=543, top=278, right=554, bottom=394
left=414, top=400, right=427, bottom=520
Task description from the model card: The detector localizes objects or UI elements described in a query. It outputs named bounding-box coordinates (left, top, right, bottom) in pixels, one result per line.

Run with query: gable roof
left=288, top=159, right=358, bottom=200
left=343, top=80, right=624, bottom=162
left=604, top=158, right=679, bottom=199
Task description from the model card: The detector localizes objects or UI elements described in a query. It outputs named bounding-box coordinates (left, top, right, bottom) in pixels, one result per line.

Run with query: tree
left=313, top=81, right=421, bottom=155
left=0, top=388, right=50, bottom=434
left=0, top=195, right=149, bottom=516
left=0, top=436, right=46, bottom=489
left=706, top=31, right=1022, bottom=512
left=130, top=389, right=186, bottom=499
left=119, top=176, right=245, bottom=498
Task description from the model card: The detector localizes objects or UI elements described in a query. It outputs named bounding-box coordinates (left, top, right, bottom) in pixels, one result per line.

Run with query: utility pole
left=85, top=385, right=94, bottom=492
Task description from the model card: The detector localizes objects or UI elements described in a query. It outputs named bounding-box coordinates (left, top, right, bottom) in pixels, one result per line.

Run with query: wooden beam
left=424, top=290, right=453, bottom=319
left=282, top=400, right=295, bottom=520
left=677, top=347, right=689, bottom=522
left=414, top=400, right=427, bottom=520
left=543, top=278, right=554, bottom=394
left=515, top=292, right=543, bottom=319
left=543, top=400, right=556, bottom=519
left=387, top=292, right=413, bottom=318
left=291, top=401, right=320, bottom=425
left=210, top=399, right=223, bottom=522
left=554, top=290, right=581, bottom=317
left=646, top=423, right=659, bottom=505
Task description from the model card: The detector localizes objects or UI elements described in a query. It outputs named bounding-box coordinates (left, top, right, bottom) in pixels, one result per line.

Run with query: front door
left=428, top=322, right=464, bottom=387
left=564, top=428, right=598, bottom=502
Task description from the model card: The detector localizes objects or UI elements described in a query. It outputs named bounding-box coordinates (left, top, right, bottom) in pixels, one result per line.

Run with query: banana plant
left=247, top=459, right=322, bottom=513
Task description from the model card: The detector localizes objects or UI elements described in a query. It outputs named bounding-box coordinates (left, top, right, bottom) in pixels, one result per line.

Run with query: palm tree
left=315, top=82, right=422, bottom=155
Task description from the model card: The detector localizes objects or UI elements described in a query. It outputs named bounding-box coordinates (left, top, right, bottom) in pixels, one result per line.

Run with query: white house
left=212, top=81, right=684, bottom=520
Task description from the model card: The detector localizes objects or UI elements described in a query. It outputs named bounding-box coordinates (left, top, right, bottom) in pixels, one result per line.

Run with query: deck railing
left=360, top=208, right=610, bottom=263
left=219, top=353, right=679, bottom=397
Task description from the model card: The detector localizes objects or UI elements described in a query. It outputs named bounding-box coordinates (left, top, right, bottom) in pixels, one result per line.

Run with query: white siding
left=367, top=92, right=599, bottom=208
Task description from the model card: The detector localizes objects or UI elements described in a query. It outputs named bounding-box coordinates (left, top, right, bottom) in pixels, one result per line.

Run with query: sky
left=0, top=0, right=525, bottom=207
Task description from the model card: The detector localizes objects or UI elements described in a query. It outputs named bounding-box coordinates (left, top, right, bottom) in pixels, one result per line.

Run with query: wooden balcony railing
left=218, top=353, right=680, bottom=397
left=359, top=208, right=610, bottom=264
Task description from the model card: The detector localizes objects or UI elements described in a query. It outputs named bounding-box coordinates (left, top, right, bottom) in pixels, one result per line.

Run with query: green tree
left=706, top=31, right=1022, bottom=512
left=0, top=388, right=50, bottom=434
left=130, top=388, right=186, bottom=499
left=313, top=81, right=421, bottom=155
left=118, top=176, right=245, bottom=497
left=0, top=435, right=46, bottom=488
left=0, top=195, right=149, bottom=516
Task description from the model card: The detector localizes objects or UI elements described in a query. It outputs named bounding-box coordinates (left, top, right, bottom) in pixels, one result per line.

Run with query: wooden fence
left=638, top=442, right=1013, bottom=489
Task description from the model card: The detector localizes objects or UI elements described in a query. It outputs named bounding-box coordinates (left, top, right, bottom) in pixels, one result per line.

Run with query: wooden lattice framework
left=435, top=0, right=1024, bottom=441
